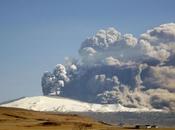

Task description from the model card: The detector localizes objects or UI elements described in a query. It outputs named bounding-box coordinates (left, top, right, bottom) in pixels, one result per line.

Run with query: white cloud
left=103, top=56, right=121, bottom=66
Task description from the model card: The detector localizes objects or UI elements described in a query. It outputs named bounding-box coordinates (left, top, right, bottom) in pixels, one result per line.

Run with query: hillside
left=0, top=107, right=173, bottom=130
left=0, top=107, right=117, bottom=130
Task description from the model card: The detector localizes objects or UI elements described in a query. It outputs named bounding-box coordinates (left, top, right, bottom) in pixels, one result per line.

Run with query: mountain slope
left=0, top=107, right=118, bottom=130
left=0, top=96, right=160, bottom=112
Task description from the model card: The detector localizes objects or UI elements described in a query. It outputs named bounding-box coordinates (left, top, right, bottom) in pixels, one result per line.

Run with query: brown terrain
left=0, top=107, right=173, bottom=130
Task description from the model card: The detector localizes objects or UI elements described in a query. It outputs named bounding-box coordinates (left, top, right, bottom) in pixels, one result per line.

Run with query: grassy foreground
left=0, top=107, right=173, bottom=130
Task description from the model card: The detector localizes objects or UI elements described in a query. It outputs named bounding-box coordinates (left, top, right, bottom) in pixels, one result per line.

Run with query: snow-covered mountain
left=0, top=96, right=161, bottom=112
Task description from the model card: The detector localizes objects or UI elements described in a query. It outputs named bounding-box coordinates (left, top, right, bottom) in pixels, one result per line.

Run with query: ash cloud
left=42, top=23, right=175, bottom=111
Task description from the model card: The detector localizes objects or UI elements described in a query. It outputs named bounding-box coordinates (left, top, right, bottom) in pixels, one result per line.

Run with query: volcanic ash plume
left=42, top=23, right=175, bottom=111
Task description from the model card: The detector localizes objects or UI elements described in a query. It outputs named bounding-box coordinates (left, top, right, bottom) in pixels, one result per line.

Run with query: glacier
left=0, top=96, right=162, bottom=112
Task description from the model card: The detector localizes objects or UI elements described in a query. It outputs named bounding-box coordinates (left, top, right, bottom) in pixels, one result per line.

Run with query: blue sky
left=0, top=0, right=175, bottom=102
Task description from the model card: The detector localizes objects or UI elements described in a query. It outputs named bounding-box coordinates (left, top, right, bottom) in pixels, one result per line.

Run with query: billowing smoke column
left=42, top=23, right=175, bottom=111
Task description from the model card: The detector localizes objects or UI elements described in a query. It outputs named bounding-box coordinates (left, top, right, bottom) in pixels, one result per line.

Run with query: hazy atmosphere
left=1, top=0, right=175, bottom=103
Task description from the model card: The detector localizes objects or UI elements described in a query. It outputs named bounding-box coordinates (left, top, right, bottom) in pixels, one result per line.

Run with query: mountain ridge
left=0, top=96, right=162, bottom=112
